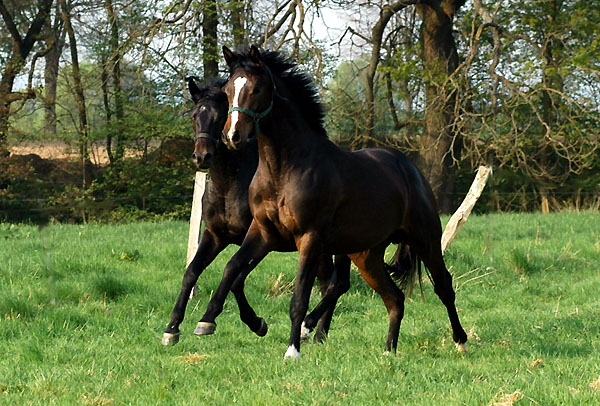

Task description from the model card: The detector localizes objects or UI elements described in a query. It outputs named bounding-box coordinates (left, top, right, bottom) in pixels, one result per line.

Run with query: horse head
left=221, top=45, right=276, bottom=150
left=188, top=77, right=228, bottom=169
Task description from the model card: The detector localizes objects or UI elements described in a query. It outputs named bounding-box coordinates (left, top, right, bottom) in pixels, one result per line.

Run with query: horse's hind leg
left=163, top=230, right=225, bottom=345
left=418, top=243, right=468, bottom=351
left=302, top=254, right=351, bottom=342
left=349, top=245, right=405, bottom=353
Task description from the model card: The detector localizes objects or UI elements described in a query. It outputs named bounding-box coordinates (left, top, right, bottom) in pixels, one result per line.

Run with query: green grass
left=1, top=212, right=599, bottom=405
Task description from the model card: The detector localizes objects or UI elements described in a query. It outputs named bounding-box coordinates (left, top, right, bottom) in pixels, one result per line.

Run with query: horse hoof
left=161, top=332, right=180, bottom=346
left=300, top=322, right=311, bottom=341
left=456, top=342, right=468, bottom=353
left=255, top=318, right=268, bottom=337
left=284, top=345, right=301, bottom=360
left=194, top=321, right=216, bottom=336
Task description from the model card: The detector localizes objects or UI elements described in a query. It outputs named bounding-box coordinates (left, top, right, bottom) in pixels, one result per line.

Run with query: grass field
left=1, top=212, right=599, bottom=405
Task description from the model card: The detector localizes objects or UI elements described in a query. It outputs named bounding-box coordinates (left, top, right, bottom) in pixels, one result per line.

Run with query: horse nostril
left=192, top=152, right=197, bottom=159
left=204, top=152, right=212, bottom=163
left=231, top=130, right=241, bottom=144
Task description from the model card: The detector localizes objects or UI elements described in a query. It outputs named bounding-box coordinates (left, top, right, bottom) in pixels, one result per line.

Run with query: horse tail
left=384, top=243, right=424, bottom=299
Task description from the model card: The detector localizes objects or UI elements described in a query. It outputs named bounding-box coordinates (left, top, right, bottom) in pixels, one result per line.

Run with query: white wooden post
left=441, top=165, right=492, bottom=254
left=187, top=171, right=207, bottom=298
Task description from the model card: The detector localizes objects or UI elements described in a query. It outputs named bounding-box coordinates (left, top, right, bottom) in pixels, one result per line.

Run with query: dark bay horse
left=162, top=78, right=348, bottom=345
left=195, top=45, right=468, bottom=359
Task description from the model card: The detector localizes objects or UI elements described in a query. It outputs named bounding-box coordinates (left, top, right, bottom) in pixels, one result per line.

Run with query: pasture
left=1, top=212, right=599, bottom=405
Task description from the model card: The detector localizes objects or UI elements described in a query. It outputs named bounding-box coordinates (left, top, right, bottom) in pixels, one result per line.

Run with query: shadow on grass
left=90, top=270, right=138, bottom=301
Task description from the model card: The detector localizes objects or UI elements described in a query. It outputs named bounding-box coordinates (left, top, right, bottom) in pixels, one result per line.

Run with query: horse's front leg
left=163, top=230, right=225, bottom=345
left=230, top=270, right=269, bottom=337
left=285, top=232, right=322, bottom=360
left=195, top=222, right=270, bottom=336
left=302, top=254, right=351, bottom=342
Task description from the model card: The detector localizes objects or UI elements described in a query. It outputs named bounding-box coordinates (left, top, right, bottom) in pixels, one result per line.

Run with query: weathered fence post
left=441, top=165, right=492, bottom=253
left=187, top=171, right=207, bottom=298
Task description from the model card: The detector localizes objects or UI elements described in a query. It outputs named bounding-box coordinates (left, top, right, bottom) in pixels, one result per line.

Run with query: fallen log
left=441, top=165, right=492, bottom=253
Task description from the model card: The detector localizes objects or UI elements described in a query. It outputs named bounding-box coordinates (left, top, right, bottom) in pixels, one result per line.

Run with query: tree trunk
left=0, top=0, right=53, bottom=153
left=44, top=47, right=60, bottom=137
left=44, top=3, right=65, bottom=138
left=202, top=0, right=219, bottom=77
left=538, top=0, right=564, bottom=212
left=230, top=0, right=245, bottom=48
left=385, top=72, right=401, bottom=130
left=59, top=0, right=88, bottom=188
left=100, top=55, right=114, bottom=164
left=363, top=1, right=418, bottom=147
left=416, top=0, right=465, bottom=213
left=106, top=0, right=124, bottom=162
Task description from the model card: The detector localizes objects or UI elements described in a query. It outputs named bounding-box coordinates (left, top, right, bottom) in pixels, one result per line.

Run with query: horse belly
left=324, top=203, right=401, bottom=254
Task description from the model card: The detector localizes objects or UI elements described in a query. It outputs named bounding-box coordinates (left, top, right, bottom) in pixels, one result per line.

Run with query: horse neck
left=209, top=140, right=258, bottom=189
left=257, top=100, right=322, bottom=173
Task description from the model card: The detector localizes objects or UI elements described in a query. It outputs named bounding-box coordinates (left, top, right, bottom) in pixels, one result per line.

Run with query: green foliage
left=0, top=145, right=197, bottom=223
left=1, top=212, right=599, bottom=404
left=325, top=58, right=397, bottom=148
left=84, top=156, right=195, bottom=222
left=10, top=59, right=189, bottom=144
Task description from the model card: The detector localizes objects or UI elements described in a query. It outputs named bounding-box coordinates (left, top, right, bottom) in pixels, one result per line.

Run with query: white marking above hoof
left=456, top=342, right=468, bottom=353
left=284, top=345, right=301, bottom=360
left=300, top=322, right=311, bottom=341
left=161, top=332, right=180, bottom=346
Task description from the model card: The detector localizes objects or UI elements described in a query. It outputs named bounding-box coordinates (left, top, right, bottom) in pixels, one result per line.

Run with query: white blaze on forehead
left=227, top=76, right=248, bottom=142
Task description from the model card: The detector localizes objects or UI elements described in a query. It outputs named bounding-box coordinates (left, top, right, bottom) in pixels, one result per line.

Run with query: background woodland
left=1, top=0, right=599, bottom=222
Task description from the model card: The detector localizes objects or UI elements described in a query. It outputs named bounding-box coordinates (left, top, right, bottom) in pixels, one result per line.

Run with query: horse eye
left=252, top=86, right=262, bottom=95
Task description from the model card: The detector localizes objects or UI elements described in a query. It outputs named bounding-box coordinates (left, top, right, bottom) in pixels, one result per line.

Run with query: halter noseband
left=195, top=132, right=219, bottom=147
left=227, top=65, right=282, bottom=139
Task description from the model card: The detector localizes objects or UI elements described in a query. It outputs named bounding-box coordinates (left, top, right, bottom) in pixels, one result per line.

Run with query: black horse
left=194, top=46, right=468, bottom=359
left=162, top=78, right=348, bottom=345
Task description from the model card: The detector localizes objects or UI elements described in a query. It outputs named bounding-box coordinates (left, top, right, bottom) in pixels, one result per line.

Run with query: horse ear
left=188, top=77, right=202, bottom=102
left=223, top=46, right=238, bottom=69
left=249, top=45, right=262, bottom=65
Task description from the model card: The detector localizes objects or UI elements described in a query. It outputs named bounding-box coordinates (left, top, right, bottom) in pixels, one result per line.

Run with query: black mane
left=187, top=76, right=227, bottom=101
left=234, top=47, right=327, bottom=137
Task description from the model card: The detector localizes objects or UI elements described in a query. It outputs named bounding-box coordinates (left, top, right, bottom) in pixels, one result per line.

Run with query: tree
left=0, top=0, right=53, bottom=155
left=363, top=1, right=419, bottom=145
left=43, top=1, right=65, bottom=137
left=59, top=0, right=88, bottom=186
left=202, top=0, right=219, bottom=77
left=415, top=0, right=466, bottom=212
left=105, top=0, right=124, bottom=163
left=342, top=0, right=465, bottom=211
left=453, top=0, right=600, bottom=211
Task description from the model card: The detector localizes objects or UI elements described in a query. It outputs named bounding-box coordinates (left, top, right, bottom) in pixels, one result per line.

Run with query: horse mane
left=234, top=47, right=327, bottom=137
left=187, top=76, right=227, bottom=100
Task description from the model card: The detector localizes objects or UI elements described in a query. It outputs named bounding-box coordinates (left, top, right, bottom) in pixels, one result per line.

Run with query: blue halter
left=227, top=65, right=281, bottom=138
